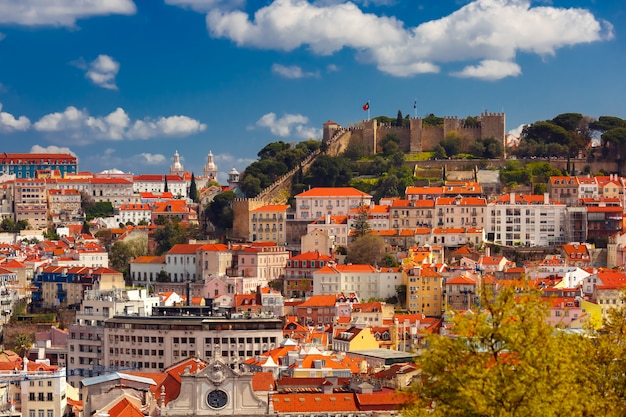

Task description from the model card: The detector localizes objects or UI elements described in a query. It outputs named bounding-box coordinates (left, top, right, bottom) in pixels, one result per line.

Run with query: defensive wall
left=323, top=112, right=506, bottom=155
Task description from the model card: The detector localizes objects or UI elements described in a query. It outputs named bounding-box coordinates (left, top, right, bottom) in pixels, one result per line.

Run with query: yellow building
left=332, top=327, right=379, bottom=352
left=404, top=266, right=444, bottom=317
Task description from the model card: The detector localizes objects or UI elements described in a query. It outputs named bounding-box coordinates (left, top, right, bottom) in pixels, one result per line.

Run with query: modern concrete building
left=103, top=308, right=283, bottom=372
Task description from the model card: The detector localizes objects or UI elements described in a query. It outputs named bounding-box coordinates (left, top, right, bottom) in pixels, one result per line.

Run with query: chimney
left=544, top=192, right=549, bottom=205
left=510, top=192, right=515, bottom=204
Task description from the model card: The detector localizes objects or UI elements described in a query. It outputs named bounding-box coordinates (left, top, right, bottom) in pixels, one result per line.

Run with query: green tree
left=433, top=144, right=447, bottom=159
left=345, top=233, right=385, bottom=265
left=189, top=172, right=199, bottom=203
left=396, top=110, right=403, bottom=126
left=590, top=116, right=626, bottom=134
left=422, top=113, right=443, bottom=127
left=380, top=253, right=399, bottom=267
left=304, top=155, right=352, bottom=187
left=405, top=284, right=589, bottom=417
left=164, top=176, right=168, bottom=193
left=204, top=191, right=235, bottom=237
left=156, top=270, right=170, bottom=282
left=109, top=233, right=148, bottom=275
left=152, top=217, right=190, bottom=255
left=14, top=333, right=32, bottom=358
left=439, top=134, right=462, bottom=157
left=350, top=204, right=371, bottom=238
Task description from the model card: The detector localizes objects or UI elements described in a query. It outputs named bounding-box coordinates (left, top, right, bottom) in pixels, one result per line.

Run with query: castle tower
left=203, top=150, right=218, bottom=182
left=228, top=167, right=240, bottom=190
left=170, top=150, right=184, bottom=176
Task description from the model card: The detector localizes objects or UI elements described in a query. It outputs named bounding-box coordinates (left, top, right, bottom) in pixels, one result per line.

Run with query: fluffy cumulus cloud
left=0, top=0, right=136, bottom=27
left=164, top=0, right=244, bottom=12
left=452, top=60, right=522, bottom=81
left=32, top=106, right=206, bottom=144
left=138, top=153, right=166, bottom=165
left=271, top=64, right=319, bottom=79
left=85, top=55, right=120, bottom=90
left=30, top=144, right=76, bottom=156
left=0, top=104, right=31, bottom=133
left=202, top=0, right=613, bottom=80
left=255, top=112, right=321, bottom=139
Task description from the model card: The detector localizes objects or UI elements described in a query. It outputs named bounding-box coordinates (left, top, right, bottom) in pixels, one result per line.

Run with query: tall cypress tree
left=189, top=172, right=198, bottom=202
left=164, top=175, right=169, bottom=193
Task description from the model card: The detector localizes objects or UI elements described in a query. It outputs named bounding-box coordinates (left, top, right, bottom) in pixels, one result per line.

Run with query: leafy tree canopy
left=204, top=191, right=235, bottom=236
left=405, top=285, right=626, bottom=417
left=589, top=115, right=626, bottom=133
left=240, top=139, right=320, bottom=197
left=304, top=155, right=352, bottom=187
left=346, top=233, right=385, bottom=265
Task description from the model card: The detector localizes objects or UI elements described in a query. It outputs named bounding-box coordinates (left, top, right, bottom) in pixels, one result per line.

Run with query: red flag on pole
left=362, top=102, right=369, bottom=111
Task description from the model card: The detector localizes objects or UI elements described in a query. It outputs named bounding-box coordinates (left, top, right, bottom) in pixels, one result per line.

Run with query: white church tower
left=203, top=150, right=218, bottom=183
left=170, top=150, right=184, bottom=176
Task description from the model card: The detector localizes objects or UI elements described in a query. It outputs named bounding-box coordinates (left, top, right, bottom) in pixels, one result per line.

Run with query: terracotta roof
left=446, top=275, right=477, bottom=285
left=252, top=371, right=275, bottom=391
left=106, top=398, right=145, bottom=417
left=272, top=393, right=358, bottom=413
left=251, top=204, right=290, bottom=212
left=167, top=244, right=204, bottom=254
left=296, top=187, right=372, bottom=198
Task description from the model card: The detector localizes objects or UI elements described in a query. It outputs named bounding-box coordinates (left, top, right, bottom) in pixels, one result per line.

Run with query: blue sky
left=0, top=0, right=623, bottom=183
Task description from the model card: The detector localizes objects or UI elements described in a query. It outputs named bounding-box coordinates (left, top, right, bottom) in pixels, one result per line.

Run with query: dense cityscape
left=0, top=0, right=624, bottom=416
left=0, top=109, right=624, bottom=415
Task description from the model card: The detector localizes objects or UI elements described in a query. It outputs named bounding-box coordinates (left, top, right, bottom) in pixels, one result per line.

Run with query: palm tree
left=14, top=334, right=32, bottom=358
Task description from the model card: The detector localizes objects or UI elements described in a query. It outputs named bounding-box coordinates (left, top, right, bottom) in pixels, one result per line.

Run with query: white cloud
left=164, top=0, right=244, bottom=12
left=30, top=144, right=76, bottom=156
left=452, top=60, right=521, bottom=80
left=0, top=33, right=5, bottom=41
left=127, top=115, right=207, bottom=139
left=255, top=112, right=321, bottom=139
left=204, top=0, right=613, bottom=80
left=0, top=104, right=31, bottom=133
left=326, top=64, right=339, bottom=72
left=138, top=153, right=166, bottom=165
left=0, top=0, right=136, bottom=27
left=85, top=55, right=120, bottom=90
left=272, top=63, right=319, bottom=79
left=33, top=106, right=206, bottom=144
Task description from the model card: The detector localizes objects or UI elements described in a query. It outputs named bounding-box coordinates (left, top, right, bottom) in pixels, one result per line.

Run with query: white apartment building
left=130, top=255, right=166, bottom=287
left=235, top=243, right=288, bottom=281
left=249, top=204, right=289, bottom=245
left=8, top=362, right=67, bottom=417
left=13, top=178, right=48, bottom=229
left=133, top=174, right=166, bottom=193
left=67, top=288, right=160, bottom=389
left=117, top=203, right=152, bottom=225
left=196, top=243, right=232, bottom=279
left=89, top=178, right=138, bottom=208
left=165, top=243, right=204, bottom=282
left=306, top=215, right=349, bottom=248
left=47, top=188, right=82, bottom=225
left=347, top=203, right=390, bottom=231
left=485, top=193, right=566, bottom=247
left=434, top=196, right=487, bottom=229
left=103, top=313, right=283, bottom=371
left=294, top=187, right=372, bottom=220
left=313, top=264, right=400, bottom=301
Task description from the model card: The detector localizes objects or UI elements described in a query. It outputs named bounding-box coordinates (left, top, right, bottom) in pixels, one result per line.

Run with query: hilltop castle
left=323, top=112, right=506, bottom=155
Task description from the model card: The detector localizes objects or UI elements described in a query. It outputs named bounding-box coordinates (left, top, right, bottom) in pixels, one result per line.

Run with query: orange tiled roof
left=296, top=187, right=372, bottom=198
left=272, top=393, right=358, bottom=413
left=251, top=204, right=290, bottom=212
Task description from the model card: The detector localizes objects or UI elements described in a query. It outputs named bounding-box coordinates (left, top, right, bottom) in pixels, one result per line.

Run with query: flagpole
left=414, top=99, right=417, bottom=119
left=368, top=100, right=370, bottom=121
